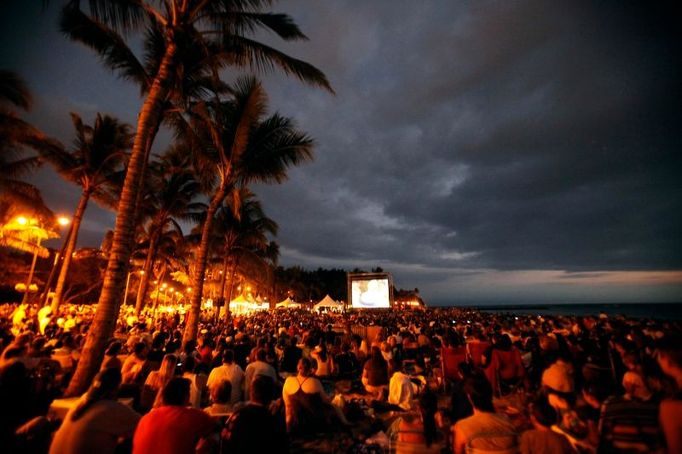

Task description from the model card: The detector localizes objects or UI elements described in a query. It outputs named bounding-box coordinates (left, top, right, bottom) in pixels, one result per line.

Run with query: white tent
left=229, top=294, right=252, bottom=315
left=314, top=294, right=343, bottom=312
left=276, top=297, right=301, bottom=309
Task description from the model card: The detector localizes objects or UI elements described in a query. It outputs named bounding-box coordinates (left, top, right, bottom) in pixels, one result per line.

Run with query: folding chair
left=440, top=346, right=469, bottom=391
left=465, top=431, right=519, bottom=454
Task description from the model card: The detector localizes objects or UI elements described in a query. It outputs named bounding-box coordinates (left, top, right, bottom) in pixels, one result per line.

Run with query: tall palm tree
left=134, top=146, right=202, bottom=315
left=40, top=113, right=132, bottom=312
left=0, top=70, right=60, bottom=217
left=209, top=188, right=278, bottom=321
left=183, top=77, right=313, bottom=343
left=62, top=0, right=331, bottom=396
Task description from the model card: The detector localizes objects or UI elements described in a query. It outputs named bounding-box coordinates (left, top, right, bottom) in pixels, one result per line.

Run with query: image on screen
left=351, top=278, right=390, bottom=308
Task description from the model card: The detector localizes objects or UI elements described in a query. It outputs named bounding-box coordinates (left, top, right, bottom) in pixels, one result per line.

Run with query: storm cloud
left=2, top=1, right=681, bottom=304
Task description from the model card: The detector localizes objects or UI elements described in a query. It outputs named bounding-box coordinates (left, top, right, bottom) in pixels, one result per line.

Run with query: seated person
left=362, top=346, right=389, bottom=400
left=519, top=394, right=573, bottom=454
left=452, top=372, right=517, bottom=454
left=388, top=358, right=418, bottom=411
left=203, top=380, right=233, bottom=417
left=132, top=377, right=217, bottom=454
left=388, top=391, right=443, bottom=450
left=49, top=368, right=140, bottom=454
left=282, top=358, right=344, bottom=436
left=222, top=375, right=287, bottom=453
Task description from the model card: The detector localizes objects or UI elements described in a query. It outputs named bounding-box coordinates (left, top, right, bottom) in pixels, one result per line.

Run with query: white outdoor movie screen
left=350, top=277, right=390, bottom=309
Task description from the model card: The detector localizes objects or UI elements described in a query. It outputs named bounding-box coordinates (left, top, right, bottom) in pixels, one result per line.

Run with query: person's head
left=656, top=336, right=682, bottom=380
left=256, top=348, right=267, bottom=362
left=160, top=354, right=178, bottom=377
left=297, top=357, right=313, bottom=377
left=182, top=355, right=196, bottom=374
left=211, top=380, right=232, bottom=404
left=133, top=341, right=147, bottom=358
left=250, top=375, right=275, bottom=405
left=71, top=368, right=122, bottom=420
left=222, top=349, right=234, bottom=365
left=161, top=377, right=191, bottom=406
left=105, top=341, right=122, bottom=356
left=463, top=373, right=495, bottom=412
left=530, top=394, right=558, bottom=428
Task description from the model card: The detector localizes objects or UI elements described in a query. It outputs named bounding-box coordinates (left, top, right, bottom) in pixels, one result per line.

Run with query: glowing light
left=57, top=216, right=70, bottom=226
left=17, top=216, right=28, bottom=225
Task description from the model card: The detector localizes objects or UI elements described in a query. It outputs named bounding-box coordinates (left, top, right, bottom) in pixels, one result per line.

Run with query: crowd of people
left=1, top=300, right=681, bottom=453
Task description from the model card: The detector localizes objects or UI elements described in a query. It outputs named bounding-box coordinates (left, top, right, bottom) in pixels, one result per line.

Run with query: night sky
left=2, top=1, right=681, bottom=305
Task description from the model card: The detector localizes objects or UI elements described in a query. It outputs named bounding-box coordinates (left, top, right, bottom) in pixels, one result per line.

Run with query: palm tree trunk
left=134, top=226, right=160, bottom=315
left=214, top=254, right=229, bottom=324
left=183, top=184, right=226, bottom=344
left=51, top=190, right=90, bottom=312
left=224, top=257, right=240, bottom=324
left=65, top=43, right=177, bottom=397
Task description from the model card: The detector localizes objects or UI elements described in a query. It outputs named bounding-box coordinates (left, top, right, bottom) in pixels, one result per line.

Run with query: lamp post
left=15, top=216, right=45, bottom=304
left=40, top=216, right=71, bottom=306
left=122, top=269, right=133, bottom=306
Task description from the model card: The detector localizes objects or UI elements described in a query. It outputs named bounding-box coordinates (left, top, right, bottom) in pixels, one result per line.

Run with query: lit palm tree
left=39, top=113, right=132, bottom=312
left=183, top=77, right=313, bottom=342
left=134, top=146, right=202, bottom=315
left=209, top=188, right=278, bottom=322
left=62, top=0, right=331, bottom=396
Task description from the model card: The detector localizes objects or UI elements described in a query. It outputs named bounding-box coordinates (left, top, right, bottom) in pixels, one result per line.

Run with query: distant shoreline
left=433, top=301, right=682, bottom=320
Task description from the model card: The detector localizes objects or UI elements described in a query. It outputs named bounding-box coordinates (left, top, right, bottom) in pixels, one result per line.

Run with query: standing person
left=243, top=349, right=278, bottom=401
left=132, top=378, right=217, bottom=454
left=451, top=373, right=517, bottom=454
left=207, top=350, right=244, bottom=404
left=49, top=368, right=140, bottom=454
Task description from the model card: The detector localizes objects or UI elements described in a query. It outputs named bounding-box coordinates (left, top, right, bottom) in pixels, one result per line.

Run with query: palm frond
left=0, top=70, right=32, bottom=110
left=60, top=3, right=149, bottom=88
left=217, top=35, right=333, bottom=93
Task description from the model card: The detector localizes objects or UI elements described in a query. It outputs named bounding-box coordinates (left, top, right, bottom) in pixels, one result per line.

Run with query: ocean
left=455, top=302, right=682, bottom=320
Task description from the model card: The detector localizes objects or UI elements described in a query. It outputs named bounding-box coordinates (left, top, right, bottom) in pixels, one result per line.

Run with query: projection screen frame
left=347, top=272, right=394, bottom=309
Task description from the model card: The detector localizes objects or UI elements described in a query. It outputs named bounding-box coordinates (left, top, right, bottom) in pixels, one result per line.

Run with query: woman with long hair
left=143, top=354, right=177, bottom=409
left=282, top=358, right=344, bottom=436
left=49, top=368, right=140, bottom=454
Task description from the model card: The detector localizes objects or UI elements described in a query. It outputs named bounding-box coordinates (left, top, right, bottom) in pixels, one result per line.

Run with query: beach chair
left=465, top=431, right=519, bottom=454
left=440, top=346, right=469, bottom=391
left=388, top=428, right=443, bottom=454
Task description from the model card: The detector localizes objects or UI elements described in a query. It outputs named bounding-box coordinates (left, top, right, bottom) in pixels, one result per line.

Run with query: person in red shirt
left=132, top=377, right=217, bottom=454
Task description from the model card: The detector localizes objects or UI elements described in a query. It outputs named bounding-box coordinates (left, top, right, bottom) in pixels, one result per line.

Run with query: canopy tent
left=313, top=295, right=343, bottom=312
left=229, top=294, right=252, bottom=315
left=276, top=297, right=301, bottom=309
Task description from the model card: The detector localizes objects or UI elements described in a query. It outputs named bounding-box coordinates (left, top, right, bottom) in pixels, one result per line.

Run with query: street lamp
left=4, top=216, right=60, bottom=304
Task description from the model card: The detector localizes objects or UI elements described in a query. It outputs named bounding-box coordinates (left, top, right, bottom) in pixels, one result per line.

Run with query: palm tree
left=62, top=0, right=331, bottom=396
left=0, top=70, right=60, bottom=217
left=183, top=77, right=313, bottom=343
left=134, top=146, right=202, bottom=315
left=209, top=188, right=278, bottom=321
left=39, top=113, right=132, bottom=312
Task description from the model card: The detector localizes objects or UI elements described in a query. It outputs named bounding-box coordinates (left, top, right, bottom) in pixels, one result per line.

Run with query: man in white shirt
left=388, top=359, right=417, bottom=410
left=207, top=350, right=244, bottom=404
left=243, top=349, right=278, bottom=401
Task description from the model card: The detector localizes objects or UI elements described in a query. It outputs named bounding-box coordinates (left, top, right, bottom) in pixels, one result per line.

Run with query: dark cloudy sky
left=2, top=1, right=681, bottom=305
